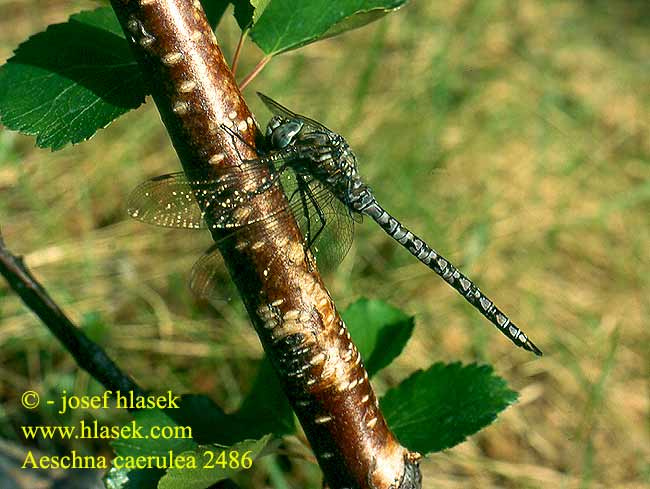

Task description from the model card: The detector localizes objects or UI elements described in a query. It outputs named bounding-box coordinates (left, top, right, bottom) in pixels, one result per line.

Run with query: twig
left=0, top=233, right=241, bottom=487
left=239, top=54, right=271, bottom=91
left=231, top=28, right=248, bottom=76
left=0, top=231, right=143, bottom=397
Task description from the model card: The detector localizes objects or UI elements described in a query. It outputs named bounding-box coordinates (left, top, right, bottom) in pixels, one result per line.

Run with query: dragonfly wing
left=190, top=244, right=226, bottom=304
left=127, top=172, right=206, bottom=229
left=189, top=217, right=295, bottom=304
left=257, top=92, right=301, bottom=119
left=189, top=176, right=355, bottom=301
left=281, top=173, right=355, bottom=273
left=306, top=189, right=355, bottom=273
left=257, top=92, right=333, bottom=135
left=127, top=164, right=283, bottom=230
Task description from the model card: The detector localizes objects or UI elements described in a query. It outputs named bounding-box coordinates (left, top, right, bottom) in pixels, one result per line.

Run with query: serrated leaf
left=251, top=0, right=272, bottom=23
left=0, top=7, right=145, bottom=150
left=250, top=0, right=408, bottom=55
left=231, top=0, right=255, bottom=31
left=231, top=0, right=271, bottom=30
left=158, top=435, right=271, bottom=489
left=343, top=298, right=414, bottom=377
left=111, top=409, right=196, bottom=457
left=323, top=6, right=399, bottom=39
left=232, top=0, right=255, bottom=29
left=381, top=362, right=518, bottom=454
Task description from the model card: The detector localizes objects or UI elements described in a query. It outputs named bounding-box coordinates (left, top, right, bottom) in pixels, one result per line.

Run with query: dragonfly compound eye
left=266, top=116, right=282, bottom=137
left=270, top=119, right=304, bottom=149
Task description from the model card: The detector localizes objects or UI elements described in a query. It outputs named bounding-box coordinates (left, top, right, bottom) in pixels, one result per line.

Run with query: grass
left=1, top=0, right=649, bottom=488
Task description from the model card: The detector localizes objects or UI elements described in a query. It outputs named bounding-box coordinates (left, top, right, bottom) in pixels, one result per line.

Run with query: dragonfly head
left=266, top=116, right=304, bottom=149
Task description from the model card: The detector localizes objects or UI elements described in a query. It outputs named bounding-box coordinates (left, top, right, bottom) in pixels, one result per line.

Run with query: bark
left=108, top=1, right=421, bottom=487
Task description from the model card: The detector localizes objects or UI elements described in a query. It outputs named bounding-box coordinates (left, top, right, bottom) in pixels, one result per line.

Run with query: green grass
left=1, top=0, right=649, bottom=488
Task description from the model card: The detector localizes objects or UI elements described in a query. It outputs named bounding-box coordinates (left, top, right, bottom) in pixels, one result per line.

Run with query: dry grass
left=1, top=0, right=649, bottom=488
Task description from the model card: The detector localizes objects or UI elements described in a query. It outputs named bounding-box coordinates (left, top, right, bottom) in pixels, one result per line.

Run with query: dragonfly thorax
left=265, top=116, right=359, bottom=184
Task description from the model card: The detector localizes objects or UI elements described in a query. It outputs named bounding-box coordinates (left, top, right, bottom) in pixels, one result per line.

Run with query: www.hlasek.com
left=21, top=421, right=193, bottom=470
left=19, top=390, right=253, bottom=471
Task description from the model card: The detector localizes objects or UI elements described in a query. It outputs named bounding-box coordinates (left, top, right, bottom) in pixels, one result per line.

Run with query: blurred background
left=1, top=0, right=648, bottom=488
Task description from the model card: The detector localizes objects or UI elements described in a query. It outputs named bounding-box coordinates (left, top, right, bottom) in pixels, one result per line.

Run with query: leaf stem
left=231, top=28, right=249, bottom=75
left=239, top=54, right=272, bottom=91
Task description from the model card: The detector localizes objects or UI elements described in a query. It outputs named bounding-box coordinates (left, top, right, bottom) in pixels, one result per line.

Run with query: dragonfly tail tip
left=525, top=338, right=543, bottom=357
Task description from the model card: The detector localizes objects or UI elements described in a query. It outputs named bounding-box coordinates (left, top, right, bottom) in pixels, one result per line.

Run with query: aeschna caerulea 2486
left=127, top=93, right=542, bottom=356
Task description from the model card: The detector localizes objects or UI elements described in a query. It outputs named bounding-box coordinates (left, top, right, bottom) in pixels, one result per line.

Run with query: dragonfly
left=127, top=92, right=542, bottom=356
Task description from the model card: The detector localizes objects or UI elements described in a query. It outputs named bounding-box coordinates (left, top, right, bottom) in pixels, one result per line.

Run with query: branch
left=0, top=232, right=245, bottom=488
left=231, top=28, right=248, bottom=76
left=0, top=231, right=143, bottom=397
left=109, top=1, right=421, bottom=487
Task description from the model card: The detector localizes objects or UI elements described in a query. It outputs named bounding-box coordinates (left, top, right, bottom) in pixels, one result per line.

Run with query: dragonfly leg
left=298, top=176, right=327, bottom=250
left=219, top=123, right=257, bottom=166
left=287, top=186, right=301, bottom=202
left=299, top=187, right=312, bottom=245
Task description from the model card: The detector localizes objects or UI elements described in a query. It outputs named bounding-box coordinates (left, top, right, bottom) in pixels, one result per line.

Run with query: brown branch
left=109, top=1, right=421, bottom=487
left=0, top=232, right=143, bottom=398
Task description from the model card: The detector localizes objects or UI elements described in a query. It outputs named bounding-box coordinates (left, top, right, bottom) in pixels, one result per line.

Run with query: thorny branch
left=109, top=0, right=421, bottom=487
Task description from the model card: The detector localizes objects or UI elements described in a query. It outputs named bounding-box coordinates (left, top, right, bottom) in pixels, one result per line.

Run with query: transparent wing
left=189, top=244, right=232, bottom=306
left=280, top=172, right=355, bottom=273
left=308, top=196, right=356, bottom=272
left=188, top=211, right=297, bottom=303
left=189, top=175, right=356, bottom=303
left=257, top=92, right=333, bottom=135
left=127, top=172, right=205, bottom=229
left=126, top=163, right=283, bottom=230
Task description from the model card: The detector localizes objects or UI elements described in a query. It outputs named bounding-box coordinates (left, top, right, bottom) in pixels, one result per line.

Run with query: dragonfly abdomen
left=349, top=183, right=542, bottom=356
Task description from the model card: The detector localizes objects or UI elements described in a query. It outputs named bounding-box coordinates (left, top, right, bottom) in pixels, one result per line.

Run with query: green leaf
left=381, top=362, right=518, bottom=454
left=343, top=298, right=414, bottom=377
left=235, top=357, right=295, bottom=436
left=323, top=6, right=401, bottom=39
left=231, top=0, right=254, bottom=29
left=0, top=7, right=145, bottom=150
left=251, top=0, right=272, bottom=24
left=202, top=0, right=231, bottom=28
left=158, top=435, right=271, bottom=489
left=231, top=0, right=271, bottom=30
left=250, top=0, right=408, bottom=55
left=172, top=360, right=294, bottom=446
left=108, top=410, right=197, bottom=488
